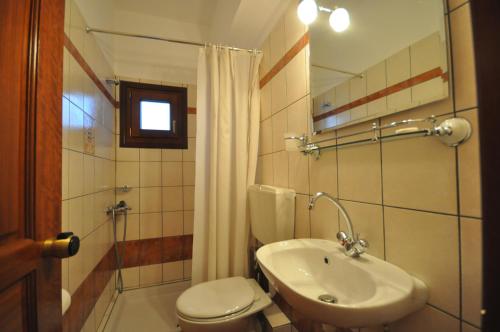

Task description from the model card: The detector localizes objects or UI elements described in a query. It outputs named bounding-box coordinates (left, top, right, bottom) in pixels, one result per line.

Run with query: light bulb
left=297, top=0, right=318, bottom=25
left=329, top=7, right=350, bottom=32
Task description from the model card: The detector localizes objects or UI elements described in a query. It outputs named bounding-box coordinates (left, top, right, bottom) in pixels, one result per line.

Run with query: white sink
left=256, top=239, right=428, bottom=328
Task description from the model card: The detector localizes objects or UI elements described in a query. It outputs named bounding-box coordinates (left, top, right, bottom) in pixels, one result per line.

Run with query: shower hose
left=111, top=206, right=127, bottom=293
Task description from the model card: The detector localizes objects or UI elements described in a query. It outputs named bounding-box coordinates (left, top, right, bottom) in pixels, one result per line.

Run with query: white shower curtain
left=191, top=46, right=262, bottom=284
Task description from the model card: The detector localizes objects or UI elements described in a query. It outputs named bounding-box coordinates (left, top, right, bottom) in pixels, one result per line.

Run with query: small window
left=119, top=81, right=187, bottom=149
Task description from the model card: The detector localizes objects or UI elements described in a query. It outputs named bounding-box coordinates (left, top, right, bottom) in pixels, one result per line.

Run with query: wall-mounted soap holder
left=115, top=185, right=133, bottom=193
left=284, top=116, right=472, bottom=159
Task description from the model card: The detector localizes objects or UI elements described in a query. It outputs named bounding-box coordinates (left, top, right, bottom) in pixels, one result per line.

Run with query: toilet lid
left=176, top=277, right=255, bottom=319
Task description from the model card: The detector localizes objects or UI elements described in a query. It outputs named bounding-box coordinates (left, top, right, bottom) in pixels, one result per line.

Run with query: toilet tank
left=248, top=184, right=295, bottom=244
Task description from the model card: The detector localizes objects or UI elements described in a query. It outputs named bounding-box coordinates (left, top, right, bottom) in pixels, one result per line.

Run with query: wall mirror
left=310, top=0, right=449, bottom=133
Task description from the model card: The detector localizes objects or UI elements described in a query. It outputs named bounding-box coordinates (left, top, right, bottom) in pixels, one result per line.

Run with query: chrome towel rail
left=285, top=116, right=472, bottom=159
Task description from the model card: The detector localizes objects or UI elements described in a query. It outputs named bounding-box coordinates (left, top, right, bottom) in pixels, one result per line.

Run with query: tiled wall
left=114, top=77, right=197, bottom=289
left=62, top=0, right=117, bottom=330
left=256, top=1, right=481, bottom=331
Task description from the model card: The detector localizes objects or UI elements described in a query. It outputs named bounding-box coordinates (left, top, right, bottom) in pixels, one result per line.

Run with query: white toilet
left=175, top=184, right=295, bottom=332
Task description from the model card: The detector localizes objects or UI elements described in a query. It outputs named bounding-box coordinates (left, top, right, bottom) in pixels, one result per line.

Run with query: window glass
left=140, top=100, right=171, bottom=131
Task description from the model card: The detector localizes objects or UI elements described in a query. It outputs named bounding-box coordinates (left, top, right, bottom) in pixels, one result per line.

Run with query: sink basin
left=256, top=239, right=428, bottom=328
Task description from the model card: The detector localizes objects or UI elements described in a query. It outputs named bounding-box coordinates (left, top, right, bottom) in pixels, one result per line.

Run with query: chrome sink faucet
left=308, top=192, right=369, bottom=257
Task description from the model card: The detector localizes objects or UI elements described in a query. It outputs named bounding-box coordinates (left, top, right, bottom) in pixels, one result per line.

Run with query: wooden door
left=0, top=0, right=65, bottom=331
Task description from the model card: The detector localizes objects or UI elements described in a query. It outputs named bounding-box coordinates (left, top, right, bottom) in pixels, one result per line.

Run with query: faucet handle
left=336, top=231, right=349, bottom=245
left=358, top=239, right=369, bottom=249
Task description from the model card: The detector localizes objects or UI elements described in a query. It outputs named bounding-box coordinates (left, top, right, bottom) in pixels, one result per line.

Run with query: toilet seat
left=176, top=277, right=256, bottom=320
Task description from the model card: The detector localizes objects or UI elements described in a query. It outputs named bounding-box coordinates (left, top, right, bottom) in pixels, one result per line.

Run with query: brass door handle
left=42, top=232, right=80, bottom=258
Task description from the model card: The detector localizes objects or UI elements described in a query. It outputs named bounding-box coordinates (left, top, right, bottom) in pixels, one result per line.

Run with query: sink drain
left=318, top=294, right=338, bottom=304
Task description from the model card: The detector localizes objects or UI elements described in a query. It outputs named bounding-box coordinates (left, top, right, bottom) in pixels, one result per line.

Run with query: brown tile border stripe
left=313, top=67, right=449, bottom=122
left=64, top=34, right=119, bottom=109
left=62, top=234, right=193, bottom=332
left=62, top=247, right=114, bottom=332
left=122, top=234, right=193, bottom=268
left=259, top=32, right=310, bottom=89
left=188, top=107, right=197, bottom=114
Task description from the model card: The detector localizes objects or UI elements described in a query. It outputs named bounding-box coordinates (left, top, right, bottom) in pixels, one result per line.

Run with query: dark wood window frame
left=119, top=80, right=188, bottom=149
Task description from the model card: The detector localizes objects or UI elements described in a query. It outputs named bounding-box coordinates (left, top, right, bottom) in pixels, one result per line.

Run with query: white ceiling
left=75, top=0, right=290, bottom=83
left=310, top=0, right=446, bottom=96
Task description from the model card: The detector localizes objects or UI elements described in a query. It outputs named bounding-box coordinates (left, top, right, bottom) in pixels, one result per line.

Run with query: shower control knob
left=42, top=232, right=80, bottom=258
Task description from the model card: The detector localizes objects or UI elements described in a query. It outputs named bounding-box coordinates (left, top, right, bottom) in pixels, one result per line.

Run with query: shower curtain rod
left=85, top=27, right=262, bottom=53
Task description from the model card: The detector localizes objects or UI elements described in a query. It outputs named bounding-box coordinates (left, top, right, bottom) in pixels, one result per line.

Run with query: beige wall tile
left=122, top=266, right=140, bottom=289
left=116, top=162, right=139, bottom=188
left=335, top=81, right=350, bottom=107
left=309, top=147, right=337, bottom=197
left=162, top=186, right=183, bottom=211
left=461, top=217, right=482, bottom=326
left=287, top=96, right=309, bottom=136
left=273, top=151, right=289, bottom=188
left=339, top=200, right=385, bottom=259
left=261, top=84, right=272, bottom=121
left=387, top=47, right=411, bottom=110
left=286, top=49, right=307, bottom=105
left=411, top=32, right=442, bottom=76
left=68, top=249, right=84, bottom=294
left=288, top=152, right=309, bottom=195
left=367, top=62, right=387, bottom=95
left=260, top=36, right=271, bottom=79
left=182, top=162, right=195, bottom=186
left=116, top=135, right=139, bottom=161
left=83, top=155, right=95, bottom=195
left=68, top=150, right=84, bottom=198
left=116, top=213, right=139, bottom=241
left=62, top=199, right=69, bottom=232
left=140, top=213, right=162, bottom=239
left=187, top=114, right=197, bottom=138
left=271, top=70, right=287, bottom=114
left=81, top=195, right=95, bottom=237
left=183, top=211, right=194, bottom=235
left=337, top=123, right=382, bottom=204
left=272, top=110, right=288, bottom=152
left=385, top=207, right=460, bottom=315
left=390, top=305, right=460, bottom=332
left=260, top=118, right=273, bottom=155
left=62, top=149, right=69, bottom=200
left=163, top=261, right=184, bottom=282
left=183, top=186, right=195, bottom=210
left=140, top=148, right=161, bottom=161
left=269, top=17, right=285, bottom=67
left=162, top=149, right=183, bottom=161
left=182, top=137, right=196, bottom=161
left=162, top=162, right=183, bottom=186
left=261, top=154, right=274, bottom=185
left=69, top=0, right=85, bottom=51
left=183, top=259, right=192, bottom=279
left=382, top=135, right=457, bottom=214
left=310, top=198, right=339, bottom=241
left=139, top=161, right=162, bottom=187
left=69, top=197, right=84, bottom=238
left=68, top=56, right=85, bottom=110
left=140, top=264, right=163, bottom=286
left=450, top=3, right=477, bottom=111
left=462, top=322, right=480, bottom=332
left=140, top=187, right=162, bottom=213
left=295, top=194, right=310, bottom=238
left=187, top=84, right=197, bottom=108
left=458, top=109, right=481, bottom=218
left=163, top=211, right=183, bottom=236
